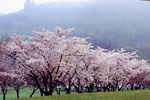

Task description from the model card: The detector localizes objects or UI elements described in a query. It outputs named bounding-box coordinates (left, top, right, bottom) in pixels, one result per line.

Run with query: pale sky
left=0, top=0, right=89, bottom=14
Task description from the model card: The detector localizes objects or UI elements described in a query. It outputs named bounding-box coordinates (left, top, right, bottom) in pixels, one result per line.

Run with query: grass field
left=0, top=88, right=68, bottom=100
left=1, top=89, right=150, bottom=100
left=20, top=90, right=150, bottom=100
left=0, top=88, right=41, bottom=100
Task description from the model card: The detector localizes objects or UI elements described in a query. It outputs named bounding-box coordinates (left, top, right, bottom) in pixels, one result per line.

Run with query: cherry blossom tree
left=10, top=75, right=24, bottom=99
left=92, top=47, right=150, bottom=92
left=2, top=26, right=150, bottom=97
left=0, top=36, right=14, bottom=100
left=6, top=27, right=96, bottom=95
left=24, top=76, right=39, bottom=98
left=56, top=37, right=94, bottom=94
left=6, top=27, right=71, bottom=96
left=0, top=36, right=26, bottom=100
left=0, top=72, right=11, bottom=100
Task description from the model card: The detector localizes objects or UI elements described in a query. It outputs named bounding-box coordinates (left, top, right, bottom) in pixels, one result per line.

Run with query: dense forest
left=0, top=0, right=150, bottom=59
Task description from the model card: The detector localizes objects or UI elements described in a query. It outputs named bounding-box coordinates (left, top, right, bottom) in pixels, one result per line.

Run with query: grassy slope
left=18, top=90, right=150, bottom=100
left=0, top=88, right=67, bottom=100
left=1, top=89, right=150, bottom=100
left=0, top=88, right=40, bottom=100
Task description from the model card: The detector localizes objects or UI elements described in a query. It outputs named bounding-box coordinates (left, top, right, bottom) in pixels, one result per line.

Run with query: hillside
left=0, top=0, right=150, bottom=59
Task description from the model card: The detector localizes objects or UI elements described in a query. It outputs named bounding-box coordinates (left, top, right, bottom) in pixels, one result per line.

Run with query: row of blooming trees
left=0, top=27, right=150, bottom=100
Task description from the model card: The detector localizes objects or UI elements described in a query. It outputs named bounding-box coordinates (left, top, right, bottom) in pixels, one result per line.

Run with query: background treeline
left=0, top=0, right=150, bottom=59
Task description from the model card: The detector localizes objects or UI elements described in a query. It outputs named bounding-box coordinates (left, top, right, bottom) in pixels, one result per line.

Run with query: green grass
left=1, top=89, right=150, bottom=100
left=0, top=88, right=68, bottom=100
left=19, top=90, right=150, bottom=100
left=0, top=88, right=41, bottom=100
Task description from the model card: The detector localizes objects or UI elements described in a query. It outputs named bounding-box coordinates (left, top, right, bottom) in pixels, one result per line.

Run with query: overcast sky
left=0, top=0, right=89, bottom=14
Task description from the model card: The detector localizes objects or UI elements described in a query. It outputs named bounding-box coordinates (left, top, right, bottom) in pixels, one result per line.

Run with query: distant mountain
left=0, top=0, right=150, bottom=60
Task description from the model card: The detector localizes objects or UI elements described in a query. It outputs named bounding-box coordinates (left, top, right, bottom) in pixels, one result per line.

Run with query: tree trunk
left=66, top=80, right=71, bottom=94
left=103, top=85, right=109, bottom=92
left=29, top=88, right=38, bottom=98
left=118, top=85, right=123, bottom=91
left=87, top=84, right=94, bottom=93
left=96, top=86, right=100, bottom=92
left=16, top=90, right=19, bottom=99
left=96, top=85, right=102, bottom=92
left=40, top=90, right=44, bottom=96
left=87, top=86, right=91, bottom=92
left=3, top=93, right=6, bottom=100
left=49, top=88, right=54, bottom=95
left=2, top=87, right=7, bottom=100
left=131, top=84, right=134, bottom=90
left=55, top=87, right=60, bottom=95
left=66, top=89, right=70, bottom=94
left=74, top=85, right=83, bottom=93
left=66, top=85, right=71, bottom=94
